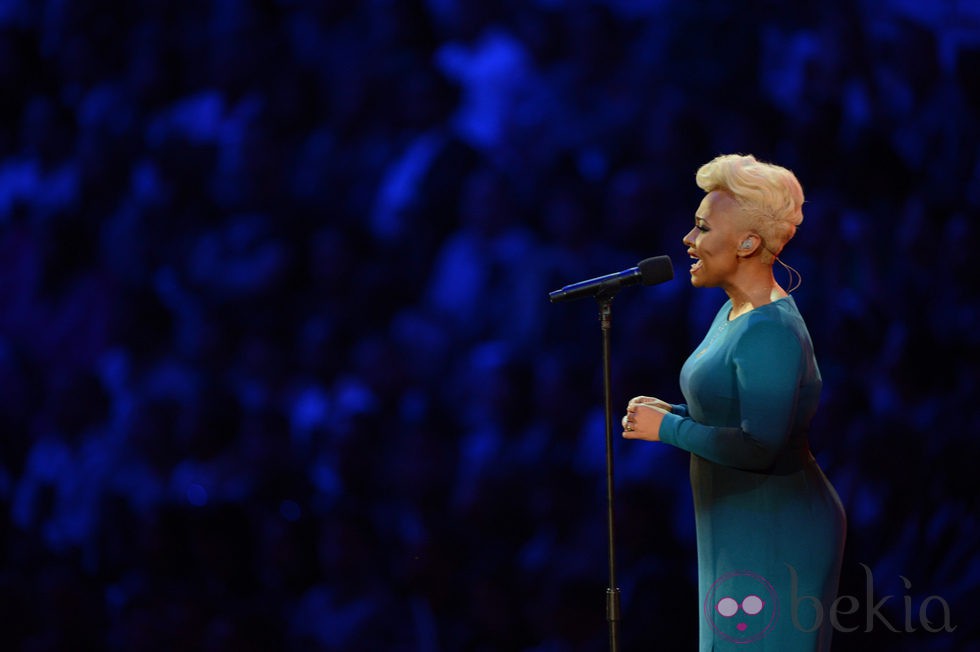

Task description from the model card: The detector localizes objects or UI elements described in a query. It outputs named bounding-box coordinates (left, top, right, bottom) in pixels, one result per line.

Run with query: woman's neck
left=724, top=270, right=785, bottom=320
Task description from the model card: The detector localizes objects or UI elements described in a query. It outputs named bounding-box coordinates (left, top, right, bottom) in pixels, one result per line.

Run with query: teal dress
left=659, top=296, right=846, bottom=651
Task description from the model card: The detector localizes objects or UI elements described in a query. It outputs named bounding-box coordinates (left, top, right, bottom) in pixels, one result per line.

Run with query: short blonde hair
left=696, top=154, right=804, bottom=262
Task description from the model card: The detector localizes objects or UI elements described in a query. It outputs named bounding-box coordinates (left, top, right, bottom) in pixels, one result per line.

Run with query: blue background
left=1, top=0, right=978, bottom=650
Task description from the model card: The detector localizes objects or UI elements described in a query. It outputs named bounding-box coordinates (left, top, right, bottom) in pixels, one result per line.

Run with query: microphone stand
left=548, top=257, right=672, bottom=651
left=596, top=289, right=621, bottom=652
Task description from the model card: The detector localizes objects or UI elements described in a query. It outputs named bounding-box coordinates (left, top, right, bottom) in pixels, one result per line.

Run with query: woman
left=621, top=154, right=846, bottom=650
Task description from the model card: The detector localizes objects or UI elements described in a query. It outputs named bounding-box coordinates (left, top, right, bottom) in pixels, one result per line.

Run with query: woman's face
left=683, top=190, right=748, bottom=289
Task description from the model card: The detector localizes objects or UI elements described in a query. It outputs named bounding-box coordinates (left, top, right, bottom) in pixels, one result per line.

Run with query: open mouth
left=689, top=251, right=702, bottom=273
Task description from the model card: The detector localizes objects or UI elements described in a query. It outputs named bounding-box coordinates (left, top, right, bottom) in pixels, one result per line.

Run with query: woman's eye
left=696, top=224, right=709, bottom=232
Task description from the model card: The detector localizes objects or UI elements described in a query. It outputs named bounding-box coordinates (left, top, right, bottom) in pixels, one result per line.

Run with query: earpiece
left=741, top=239, right=752, bottom=249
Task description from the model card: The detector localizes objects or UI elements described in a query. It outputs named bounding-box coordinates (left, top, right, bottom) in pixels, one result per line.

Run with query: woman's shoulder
left=736, top=297, right=808, bottom=348
left=748, top=295, right=802, bottom=324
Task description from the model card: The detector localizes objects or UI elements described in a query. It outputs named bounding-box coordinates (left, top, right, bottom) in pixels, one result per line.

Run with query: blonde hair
left=695, top=154, right=804, bottom=263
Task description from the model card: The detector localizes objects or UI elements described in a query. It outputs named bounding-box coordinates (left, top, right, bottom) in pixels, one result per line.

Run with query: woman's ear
left=737, top=233, right=761, bottom=256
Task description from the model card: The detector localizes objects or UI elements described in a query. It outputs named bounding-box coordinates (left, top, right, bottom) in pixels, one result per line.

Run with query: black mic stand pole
left=549, top=256, right=672, bottom=650
left=596, top=290, right=622, bottom=652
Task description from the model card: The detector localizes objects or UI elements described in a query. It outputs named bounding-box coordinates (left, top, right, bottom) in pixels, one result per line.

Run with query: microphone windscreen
left=637, top=256, right=674, bottom=286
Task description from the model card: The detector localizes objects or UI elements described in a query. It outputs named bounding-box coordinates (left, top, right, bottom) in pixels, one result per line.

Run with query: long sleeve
left=659, top=318, right=803, bottom=471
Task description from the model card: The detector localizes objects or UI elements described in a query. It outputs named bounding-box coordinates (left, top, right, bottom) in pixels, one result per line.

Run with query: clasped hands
left=621, top=396, right=671, bottom=441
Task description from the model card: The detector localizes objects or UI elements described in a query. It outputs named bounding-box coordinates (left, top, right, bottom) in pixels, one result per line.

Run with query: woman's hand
left=621, top=396, right=671, bottom=441
left=627, top=396, right=672, bottom=412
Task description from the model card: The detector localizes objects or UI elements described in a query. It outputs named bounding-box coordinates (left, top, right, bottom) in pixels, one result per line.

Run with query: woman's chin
left=689, top=273, right=717, bottom=289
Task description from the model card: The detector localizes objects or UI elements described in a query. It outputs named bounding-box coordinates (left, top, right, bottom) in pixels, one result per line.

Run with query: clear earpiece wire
left=773, top=255, right=802, bottom=293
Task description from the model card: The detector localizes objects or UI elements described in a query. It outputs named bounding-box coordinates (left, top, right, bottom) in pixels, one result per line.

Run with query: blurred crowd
left=1, top=0, right=978, bottom=650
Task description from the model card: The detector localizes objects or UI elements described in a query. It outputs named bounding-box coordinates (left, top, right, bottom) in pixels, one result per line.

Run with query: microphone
left=548, top=256, right=674, bottom=303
